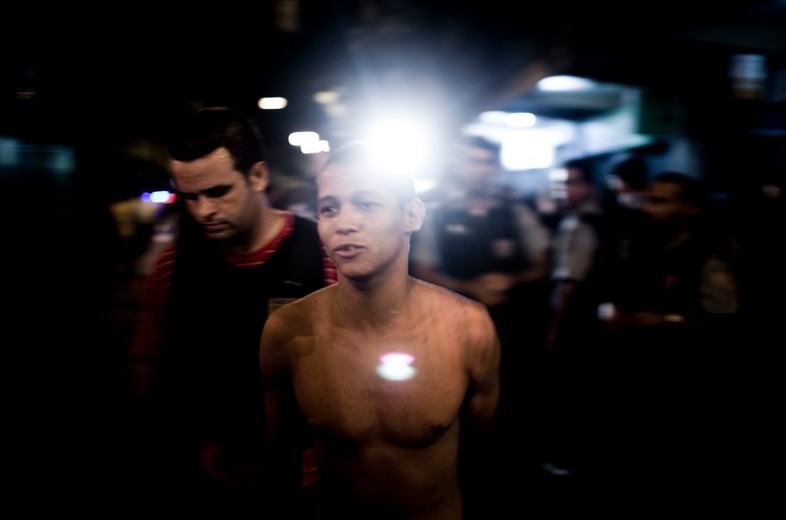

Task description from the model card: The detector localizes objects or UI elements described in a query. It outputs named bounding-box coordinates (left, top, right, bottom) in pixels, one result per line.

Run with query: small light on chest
left=376, top=352, right=417, bottom=381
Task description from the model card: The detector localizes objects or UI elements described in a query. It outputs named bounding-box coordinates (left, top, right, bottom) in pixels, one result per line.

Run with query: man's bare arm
left=465, top=306, right=502, bottom=433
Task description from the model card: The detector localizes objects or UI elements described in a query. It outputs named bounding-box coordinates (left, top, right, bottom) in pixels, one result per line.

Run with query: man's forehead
left=171, top=148, right=233, bottom=169
left=321, top=164, right=396, bottom=186
left=318, top=179, right=390, bottom=197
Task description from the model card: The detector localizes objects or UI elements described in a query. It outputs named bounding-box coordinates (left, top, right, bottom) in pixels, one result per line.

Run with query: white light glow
left=300, top=140, right=330, bottom=154
left=258, top=97, right=288, bottom=110
left=478, top=111, right=509, bottom=124
left=376, top=352, right=417, bottom=381
left=289, top=131, right=320, bottom=146
left=414, top=177, right=438, bottom=194
left=142, top=190, right=176, bottom=204
left=548, top=167, right=568, bottom=182
left=314, top=90, right=341, bottom=104
left=358, top=112, right=438, bottom=178
left=537, top=75, right=596, bottom=92
left=500, top=129, right=555, bottom=170
left=505, top=112, right=537, bottom=127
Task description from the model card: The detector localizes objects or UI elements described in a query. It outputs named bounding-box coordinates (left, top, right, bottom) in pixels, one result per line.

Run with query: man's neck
left=333, top=274, right=415, bottom=329
left=223, top=206, right=287, bottom=256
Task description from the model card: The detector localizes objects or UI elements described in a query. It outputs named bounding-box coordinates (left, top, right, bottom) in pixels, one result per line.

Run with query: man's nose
left=335, top=209, right=361, bottom=233
left=191, top=196, right=217, bottom=217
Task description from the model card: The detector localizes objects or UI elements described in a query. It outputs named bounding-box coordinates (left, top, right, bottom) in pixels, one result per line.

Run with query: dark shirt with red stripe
left=133, top=211, right=334, bottom=486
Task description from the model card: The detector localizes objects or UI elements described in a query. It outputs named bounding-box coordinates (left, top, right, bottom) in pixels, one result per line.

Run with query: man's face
left=555, top=166, right=593, bottom=210
left=170, top=147, right=266, bottom=240
left=643, top=180, right=691, bottom=224
left=460, top=145, right=499, bottom=189
left=317, top=163, right=417, bottom=282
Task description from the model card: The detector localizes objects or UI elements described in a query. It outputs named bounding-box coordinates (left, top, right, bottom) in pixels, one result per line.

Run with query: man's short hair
left=169, top=107, right=268, bottom=176
left=563, top=157, right=596, bottom=185
left=610, top=154, right=648, bottom=190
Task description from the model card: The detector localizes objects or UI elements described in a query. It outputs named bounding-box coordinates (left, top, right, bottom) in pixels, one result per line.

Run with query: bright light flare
left=477, top=110, right=536, bottom=128
left=142, top=190, right=177, bottom=204
left=288, top=131, right=331, bottom=155
left=537, top=75, right=596, bottom=92
left=301, top=140, right=330, bottom=154
left=500, top=129, right=555, bottom=170
left=314, top=90, right=341, bottom=104
left=376, top=352, right=417, bottom=381
left=288, top=131, right=320, bottom=146
left=258, top=97, right=288, bottom=110
left=505, top=112, right=537, bottom=127
left=355, top=110, right=442, bottom=178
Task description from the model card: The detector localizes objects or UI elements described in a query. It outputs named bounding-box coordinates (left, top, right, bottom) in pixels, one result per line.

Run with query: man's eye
left=318, top=206, right=338, bottom=217
left=204, top=186, right=231, bottom=198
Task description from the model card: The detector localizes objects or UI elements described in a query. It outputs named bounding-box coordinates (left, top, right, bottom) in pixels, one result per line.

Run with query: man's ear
left=249, top=161, right=270, bottom=192
left=405, top=198, right=426, bottom=234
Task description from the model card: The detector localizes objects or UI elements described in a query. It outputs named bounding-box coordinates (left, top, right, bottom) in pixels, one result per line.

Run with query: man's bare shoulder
left=413, top=277, right=483, bottom=306
left=412, top=278, right=499, bottom=363
left=272, top=284, right=333, bottom=321
left=264, top=285, right=333, bottom=340
left=261, top=286, right=335, bottom=374
left=412, top=278, right=493, bottom=324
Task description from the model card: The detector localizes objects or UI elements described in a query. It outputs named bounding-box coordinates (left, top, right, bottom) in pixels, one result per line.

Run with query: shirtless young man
left=260, top=141, right=501, bottom=519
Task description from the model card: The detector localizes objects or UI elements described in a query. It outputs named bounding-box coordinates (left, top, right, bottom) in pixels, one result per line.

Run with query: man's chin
left=201, top=228, right=232, bottom=240
left=338, top=267, right=372, bottom=283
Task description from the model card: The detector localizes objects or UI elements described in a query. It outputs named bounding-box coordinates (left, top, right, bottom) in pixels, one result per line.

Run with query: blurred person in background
left=409, top=134, right=551, bottom=486
left=130, top=107, right=335, bottom=517
left=539, top=157, right=609, bottom=480
left=600, top=152, right=650, bottom=268
left=260, top=141, right=501, bottom=520
left=594, top=171, right=741, bottom=514
left=603, top=152, right=649, bottom=214
left=410, top=136, right=551, bottom=310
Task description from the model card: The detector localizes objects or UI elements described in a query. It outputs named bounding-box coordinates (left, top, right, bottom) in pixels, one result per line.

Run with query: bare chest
left=291, top=325, right=468, bottom=447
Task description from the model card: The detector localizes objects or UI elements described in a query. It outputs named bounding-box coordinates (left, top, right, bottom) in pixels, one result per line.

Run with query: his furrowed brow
left=179, top=184, right=233, bottom=200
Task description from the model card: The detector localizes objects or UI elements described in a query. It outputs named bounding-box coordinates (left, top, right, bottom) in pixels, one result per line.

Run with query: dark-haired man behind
left=260, top=141, right=501, bottom=519
left=131, top=107, right=335, bottom=515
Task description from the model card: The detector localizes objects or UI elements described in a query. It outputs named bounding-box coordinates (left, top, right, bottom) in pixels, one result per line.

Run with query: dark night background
left=3, top=1, right=784, bottom=516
